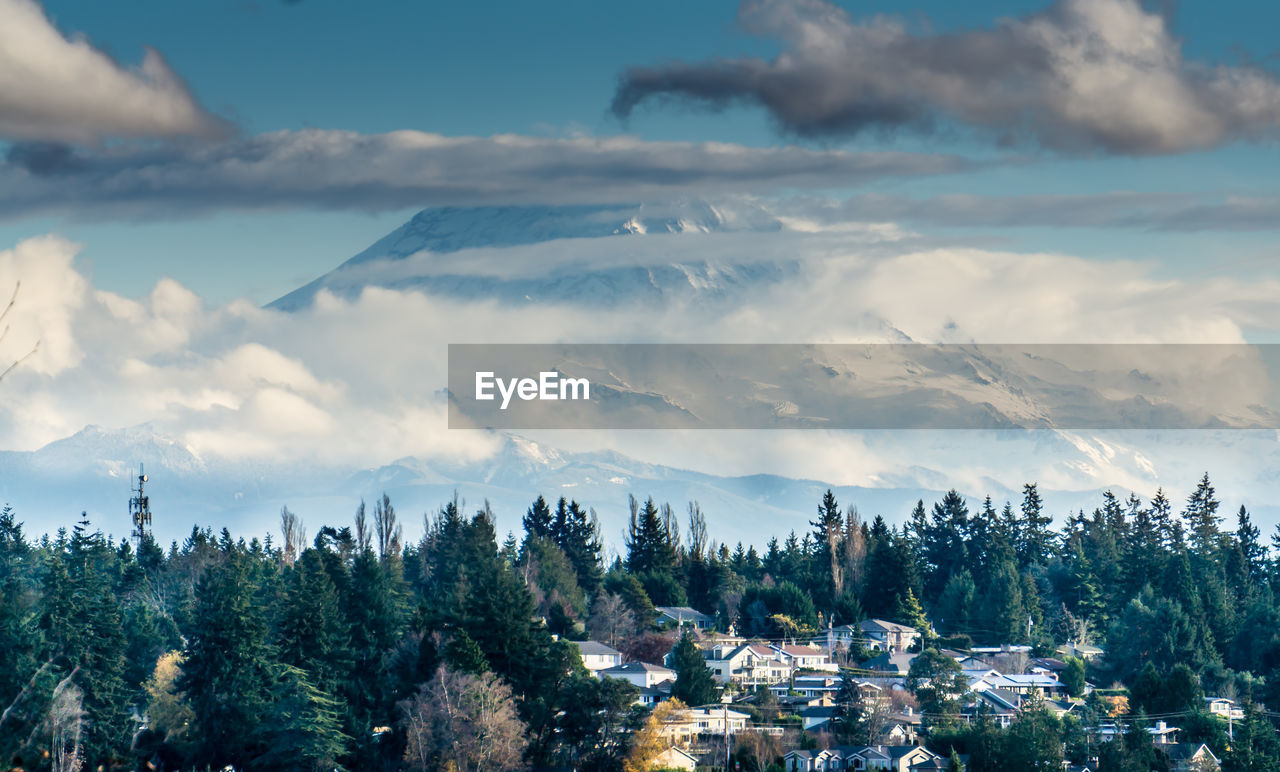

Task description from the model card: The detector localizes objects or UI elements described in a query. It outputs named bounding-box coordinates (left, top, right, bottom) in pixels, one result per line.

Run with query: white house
left=573, top=640, right=623, bottom=674
left=665, top=707, right=750, bottom=738
left=1206, top=697, right=1245, bottom=721
left=774, top=644, right=838, bottom=672
left=599, top=661, right=676, bottom=690
left=699, top=643, right=795, bottom=686
left=832, top=619, right=921, bottom=653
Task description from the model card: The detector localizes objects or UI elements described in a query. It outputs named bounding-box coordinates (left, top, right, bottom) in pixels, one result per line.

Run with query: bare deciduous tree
left=399, top=667, right=527, bottom=772
left=587, top=591, right=637, bottom=649
left=280, top=506, right=305, bottom=566
left=354, top=499, right=372, bottom=554
left=0, top=280, right=39, bottom=383
left=46, top=675, right=85, bottom=772
left=374, top=493, right=401, bottom=560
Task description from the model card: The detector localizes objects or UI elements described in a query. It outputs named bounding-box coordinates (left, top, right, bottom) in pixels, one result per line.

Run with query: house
left=784, top=745, right=944, bottom=772
left=653, top=746, right=699, bottom=770
left=657, top=606, right=715, bottom=630
left=1205, top=697, right=1245, bottom=721
left=1097, top=720, right=1180, bottom=745
left=834, top=619, right=921, bottom=653
left=797, top=705, right=839, bottom=731
left=773, top=675, right=844, bottom=700
left=572, top=640, right=623, bottom=674
left=599, top=661, right=676, bottom=690
left=863, top=651, right=918, bottom=675
left=1057, top=642, right=1104, bottom=660
left=775, top=644, right=839, bottom=672
left=700, top=643, right=795, bottom=686
left=667, top=707, right=750, bottom=737
left=1164, top=742, right=1220, bottom=771
left=637, top=681, right=674, bottom=707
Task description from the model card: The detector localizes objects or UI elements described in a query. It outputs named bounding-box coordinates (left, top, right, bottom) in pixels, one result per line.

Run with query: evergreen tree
left=670, top=632, right=718, bottom=707
left=255, top=664, right=350, bottom=772
left=1184, top=473, right=1222, bottom=555
left=1019, top=483, right=1053, bottom=567
left=180, top=550, right=274, bottom=769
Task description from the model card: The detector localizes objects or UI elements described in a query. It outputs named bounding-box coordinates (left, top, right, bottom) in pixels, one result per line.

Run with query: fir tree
left=670, top=632, right=718, bottom=707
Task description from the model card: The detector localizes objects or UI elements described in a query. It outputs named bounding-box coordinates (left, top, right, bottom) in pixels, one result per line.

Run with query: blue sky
left=1, top=0, right=1278, bottom=304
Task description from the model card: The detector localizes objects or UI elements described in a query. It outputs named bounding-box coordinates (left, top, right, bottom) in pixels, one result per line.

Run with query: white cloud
left=0, top=0, right=229, bottom=143
left=2, top=228, right=1279, bottom=494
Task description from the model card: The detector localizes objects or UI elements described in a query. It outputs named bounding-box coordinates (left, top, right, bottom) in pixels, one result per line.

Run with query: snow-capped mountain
left=269, top=200, right=794, bottom=310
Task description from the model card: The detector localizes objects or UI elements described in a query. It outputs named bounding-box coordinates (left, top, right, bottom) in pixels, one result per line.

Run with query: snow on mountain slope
left=269, top=201, right=792, bottom=310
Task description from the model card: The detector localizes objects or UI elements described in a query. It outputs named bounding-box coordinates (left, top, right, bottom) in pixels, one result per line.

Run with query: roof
left=657, top=606, right=714, bottom=622
left=1164, top=743, right=1218, bottom=762
left=573, top=640, right=621, bottom=657
left=601, top=662, right=674, bottom=675
left=862, top=618, right=919, bottom=635
left=659, top=746, right=699, bottom=763
left=777, top=644, right=826, bottom=657
left=863, top=651, right=918, bottom=672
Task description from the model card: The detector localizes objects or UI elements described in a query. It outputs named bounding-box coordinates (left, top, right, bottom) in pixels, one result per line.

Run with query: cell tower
left=129, top=463, right=153, bottom=549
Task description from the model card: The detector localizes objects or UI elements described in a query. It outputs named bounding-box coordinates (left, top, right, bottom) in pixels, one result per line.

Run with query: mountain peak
left=269, top=200, right=785, bottom=310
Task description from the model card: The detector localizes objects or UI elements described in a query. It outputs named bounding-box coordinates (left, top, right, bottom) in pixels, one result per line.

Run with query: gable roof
left=657, top=606, right=714, bottom=622
left=862, top=618, right=919, bottom=635
left=573, top=640, right=621, bottom=657
left=601, top=661, right=674, bottom=676
left=863, top=651, right=918, bottom=672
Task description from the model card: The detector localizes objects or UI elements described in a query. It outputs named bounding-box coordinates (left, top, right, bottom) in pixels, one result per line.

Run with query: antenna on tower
left=130, top=463, right=152, bottom=550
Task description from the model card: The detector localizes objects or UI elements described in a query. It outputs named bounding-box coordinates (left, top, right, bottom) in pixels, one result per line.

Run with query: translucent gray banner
left=447, top=343, right=1280, bottom=430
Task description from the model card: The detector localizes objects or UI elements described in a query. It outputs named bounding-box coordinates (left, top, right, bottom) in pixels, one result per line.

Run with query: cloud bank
left=613, top=0, right=1280, bottom=155
left=0, top=129, right=976, bottom=221
left=0, top=0, right=230, bottom=143
left=2, top=227, right=1278, bottom=465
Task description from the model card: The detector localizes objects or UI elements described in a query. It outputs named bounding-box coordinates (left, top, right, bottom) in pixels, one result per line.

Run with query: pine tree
left=670, top=632, right=718, bottom=707
left=180, top=550, right=274, bottom=769
left=523, top=495, right=554, bottom=542
left=279, top=548, right=351, bottom=696
left=1184, top=473, right=1222, bottom=555
left=1019, top=483, right=1053, bottom=567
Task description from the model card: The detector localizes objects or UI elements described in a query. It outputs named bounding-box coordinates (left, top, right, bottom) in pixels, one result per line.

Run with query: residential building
left=599, top=661, right=676, bottom=690
left=863, top=651, right=918, bottom=675
left=1205, top=697, right=1245, bottom=721
left=572, top=640, right=623, bottom=674
left=784, top=744, right=945, bottom=772
left=654, top=746, right=699, bottom=770
left=699, top=643, right=795, bottom=686
left=657, top=606, right=715, bottom=630
left=1057, top=642, right=1104, bottom=660
left=1165, top=743, right=1220, bottom=771
left=774, top=643, right=839, bottom=672
left=859, top=619, right=922, bottom=653
left=664, top=707, right=750, bottom=738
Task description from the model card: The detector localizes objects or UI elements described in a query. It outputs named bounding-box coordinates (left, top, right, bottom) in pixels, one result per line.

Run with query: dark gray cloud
left=0, top=129, right=976, bottom=221
left=613, top=0, right=1280, bottom=155
left=779, top=192, right=1280, bottom=232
